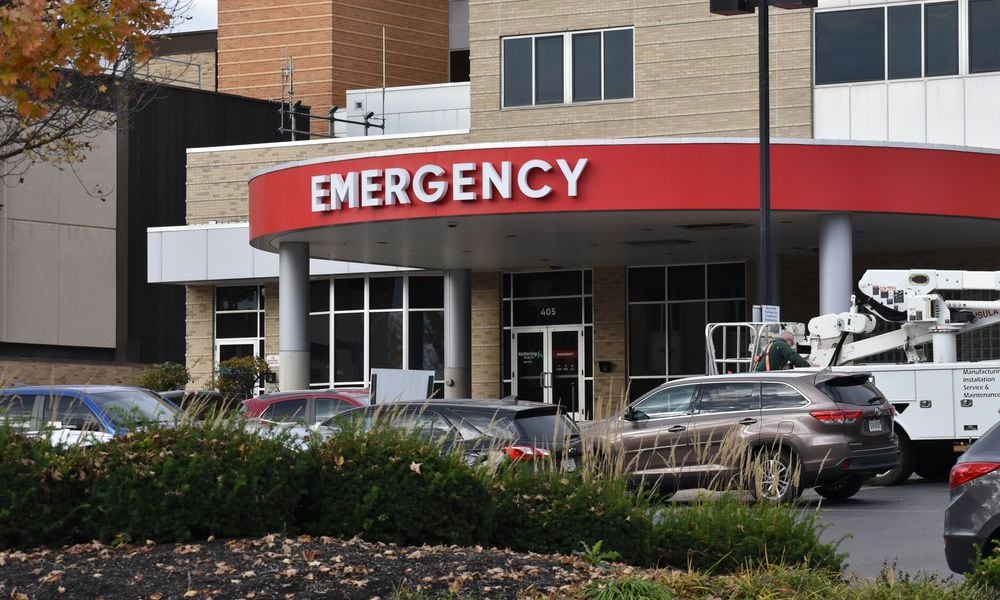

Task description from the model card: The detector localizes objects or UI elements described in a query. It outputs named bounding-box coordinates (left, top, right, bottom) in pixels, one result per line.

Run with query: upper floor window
left=970, top=0, right=1000, bottom=73
left=502, top=27, right=634, bottom=108
left=815, top=2, right=959, bottom=85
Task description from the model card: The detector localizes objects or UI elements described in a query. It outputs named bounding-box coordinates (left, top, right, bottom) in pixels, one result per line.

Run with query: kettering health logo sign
left=310, top=158, right=588, bottom=212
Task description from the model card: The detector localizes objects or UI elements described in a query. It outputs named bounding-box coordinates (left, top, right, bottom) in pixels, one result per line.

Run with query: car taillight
left=809, top=409, right=864, bottom=424
left=503, top=445, right=551, bottom=462
left=949, top=462, right=1000, bottom=489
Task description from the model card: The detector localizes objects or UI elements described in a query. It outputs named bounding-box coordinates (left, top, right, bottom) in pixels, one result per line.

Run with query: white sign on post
left=753, top=304, right=782, bottom=323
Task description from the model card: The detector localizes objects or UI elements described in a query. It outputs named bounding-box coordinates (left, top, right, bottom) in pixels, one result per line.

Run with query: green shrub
left=296, top=424, right=492, bottom=546
left=578, top=577, right=676, bottom=600
left=962, top=544, right=1000, bottom=595
left=216, top=355, right=271, bottom=401
left=652, top=494, right=845, bottom=573
left=849, top=568, right=992, bottom=600
left=0, top=426, right=93, bottom=548
left=86, top=422, right=302, bottom=543
left=133, top=361, right=191, bottom=392
left=489, top=468, right=655, bottom=565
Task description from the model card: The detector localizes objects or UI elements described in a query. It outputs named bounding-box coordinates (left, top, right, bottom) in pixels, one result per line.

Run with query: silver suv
left=588, top=370, right=899, bottom=502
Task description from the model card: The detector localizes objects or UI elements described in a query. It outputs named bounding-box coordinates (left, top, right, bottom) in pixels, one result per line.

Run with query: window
left=925, top=2, right=958, bottom=76
left=502, top=27, right=634, bottom=108
left=970, top=0, right=1000, bottom=73
left=697, top=382, right=759, bottom=414
left=304, top=275, right=444, bottom=389
left=627, top=263, right=746, bottom=400
left=761, top=383, right=809, bottom=409
left=41, top=395, right=101, bottom=430
left=633, top=385, right=696, bottom=418
left=0, top=394, right=34, bottom=429
left=262, top=399, right=307, bottom=424
left=314, top=397, right=352, bottom=422
left=815, top=3, right=959, bottom=85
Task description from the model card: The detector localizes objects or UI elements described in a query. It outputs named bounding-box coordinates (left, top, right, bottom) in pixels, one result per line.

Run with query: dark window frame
left=501, top=26, right=635, bottom=108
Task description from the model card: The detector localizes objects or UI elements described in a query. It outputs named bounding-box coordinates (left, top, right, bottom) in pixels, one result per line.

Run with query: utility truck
left=706, top=269, right=1000, bottom=485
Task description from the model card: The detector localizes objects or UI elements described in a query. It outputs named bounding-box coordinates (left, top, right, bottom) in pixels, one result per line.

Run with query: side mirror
left=623, top=406, right=636, bottom=421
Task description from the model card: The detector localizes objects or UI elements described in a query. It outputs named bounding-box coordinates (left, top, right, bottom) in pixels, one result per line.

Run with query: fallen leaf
left=184, top=591, right=198, bottom=598
left=410, top=461, right=422, bottom=475
left=241, top=571, right=256, bottom=578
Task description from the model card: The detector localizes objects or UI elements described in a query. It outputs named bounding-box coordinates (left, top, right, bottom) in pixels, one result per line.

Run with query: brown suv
left=588, top=370, right=898, bottom=502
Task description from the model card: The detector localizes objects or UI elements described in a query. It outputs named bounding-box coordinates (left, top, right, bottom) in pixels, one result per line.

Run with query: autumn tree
left=0, top=0, right=183, bottom=177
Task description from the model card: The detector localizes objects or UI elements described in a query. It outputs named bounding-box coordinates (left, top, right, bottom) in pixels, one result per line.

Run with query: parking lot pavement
left=669, top=479, right=957, bottom=581
left=812, top=479, right=957, bottom=580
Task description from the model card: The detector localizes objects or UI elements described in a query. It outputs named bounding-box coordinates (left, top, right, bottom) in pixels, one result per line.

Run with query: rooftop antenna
left=280, top=49, right=296, bottom=141
left=381, top=26, right=386, bottom=129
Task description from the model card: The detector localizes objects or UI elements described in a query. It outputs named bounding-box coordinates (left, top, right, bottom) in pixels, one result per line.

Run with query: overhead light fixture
left=676, top=222, right=751, bottom=231
left=623, top=239, right=695, bottom=247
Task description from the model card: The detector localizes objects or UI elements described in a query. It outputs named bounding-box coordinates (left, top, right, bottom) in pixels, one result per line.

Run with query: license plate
left=563, top=457, right=577, bottom=472
left=867, top=418, right=883, bottom=432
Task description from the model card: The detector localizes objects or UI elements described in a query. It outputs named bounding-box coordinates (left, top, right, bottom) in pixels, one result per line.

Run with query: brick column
left=471, top=272, right=500, bottom=398
left=593, top=267, right=627, bottom=419
left=186, top=285, right=216, bottom=389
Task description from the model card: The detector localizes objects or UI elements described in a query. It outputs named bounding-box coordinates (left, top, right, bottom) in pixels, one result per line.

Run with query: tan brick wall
left=0, top=359, right=146, bottom=387
left=186, top=285, right=216, bottom=389
left=142, top=50, right=217, bottom=91
left=468, top=0, right=812, bottom=140
left=471, top=271, right=501, bottom=398
left=264, top=282, right=280, bottom=358
left=186, top=131, right=473, bottom=223
left=217, top=0, right=448, bottom=112
left=592, top=267, right=627, bottom=418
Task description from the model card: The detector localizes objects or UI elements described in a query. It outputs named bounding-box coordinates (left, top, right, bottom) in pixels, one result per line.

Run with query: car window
left=41, top=394, right=103, bottom=431
left=262, top=398, right=308, bottom=424
left=315, top=397, right=353, bottom=422
left=633, top=385, right=696, bottom=418
left=88, top=389, right=178, bottom=426
left=515, top=411, right=579, bottom=444
left=0, top=393, right=35, bottom=429
left=817, top=375, right=884, bottom=406
left=392, top=411, right=459, bottom=441
left=696, top=382, right=759, bottom=414
left=761, top=382, right=809, bottom=409
left=452, top=411, right=519, bottom=442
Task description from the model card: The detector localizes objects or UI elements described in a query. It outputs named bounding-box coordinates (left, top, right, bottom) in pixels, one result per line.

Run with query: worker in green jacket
left=753, top=331, right=815, bottom=371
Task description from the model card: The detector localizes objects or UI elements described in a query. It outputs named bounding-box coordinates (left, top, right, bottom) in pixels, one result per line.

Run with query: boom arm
left=808, top=269, right=1000, bottom=366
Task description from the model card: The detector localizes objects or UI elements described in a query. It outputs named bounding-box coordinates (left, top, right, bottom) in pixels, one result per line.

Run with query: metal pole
left=758, top=0, right=772, bottom=306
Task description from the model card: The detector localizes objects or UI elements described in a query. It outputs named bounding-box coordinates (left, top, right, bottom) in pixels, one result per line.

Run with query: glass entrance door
left=512, top=326, right=584, bottom=419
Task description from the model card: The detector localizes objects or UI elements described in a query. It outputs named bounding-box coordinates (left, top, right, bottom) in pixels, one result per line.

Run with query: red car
left=241, top=389, right=369, bottom=426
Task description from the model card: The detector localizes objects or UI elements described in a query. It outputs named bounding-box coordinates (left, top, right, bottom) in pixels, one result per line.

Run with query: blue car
left=0, top=385, right=180, bottom=445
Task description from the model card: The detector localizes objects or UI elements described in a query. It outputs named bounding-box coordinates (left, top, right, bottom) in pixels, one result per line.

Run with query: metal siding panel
left=206, top=227, right=254, bottom=280
left=850, top=83, right=889, bottom=141
left=814, top=87, right=852, bottom=140
left=965, top=75, right=1000, bottom=149
left=161, top=229, right=208, bottom=282
left=887, top=80, right=926, bottom=143
left=926, top=78, right=965, bottom=146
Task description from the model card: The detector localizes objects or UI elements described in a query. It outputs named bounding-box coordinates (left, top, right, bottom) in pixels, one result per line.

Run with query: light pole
left=710, top=0, right=815, bottom=307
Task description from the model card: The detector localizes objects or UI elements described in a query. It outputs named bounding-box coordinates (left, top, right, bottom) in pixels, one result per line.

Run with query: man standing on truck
left=754, top=331, right=815, bottom=371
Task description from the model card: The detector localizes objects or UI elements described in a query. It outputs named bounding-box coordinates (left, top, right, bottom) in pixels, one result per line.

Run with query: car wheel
left=815, top=475, right=864, bottom=501
left=867, top=433, right=914, bottom=486
left=751, top=448, right=801, bottom=504
left=913, top=449, right=957, bottom=482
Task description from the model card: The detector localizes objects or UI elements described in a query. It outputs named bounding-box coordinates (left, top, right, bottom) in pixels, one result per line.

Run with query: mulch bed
left=0, top=535, right=640, bottom=599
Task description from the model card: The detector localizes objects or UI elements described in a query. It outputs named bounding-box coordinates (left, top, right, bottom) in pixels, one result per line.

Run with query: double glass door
left=512, top=326, right=584, bottom=419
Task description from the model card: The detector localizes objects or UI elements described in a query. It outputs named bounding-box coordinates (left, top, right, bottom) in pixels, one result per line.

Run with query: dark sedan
left=945, top=421, right=1000, bottom=573
left=325, top=399, right=582, bottom=469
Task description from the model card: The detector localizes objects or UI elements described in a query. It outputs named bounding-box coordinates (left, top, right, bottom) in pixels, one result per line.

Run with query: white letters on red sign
left=310, top=158, right=588, bottom=212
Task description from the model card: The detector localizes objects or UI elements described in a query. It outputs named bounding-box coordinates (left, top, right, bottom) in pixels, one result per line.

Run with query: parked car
left=587, top=370, right=899, bottom=502
left=324, top=399, right=582, bottom=469
left=241, top=389, right=369, bottom=426
left=0, top=385, right=180, bottom=446
left=159, top=389, right=239, bottom=420
left=944, top=420, right=1000, bottom=573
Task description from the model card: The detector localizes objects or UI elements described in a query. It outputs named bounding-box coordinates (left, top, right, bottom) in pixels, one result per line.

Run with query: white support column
left=279, top=242, right=310, bottom=391
left=444, top=269, right=472, bottom=399
left=818, top=214, right=853, bottom=314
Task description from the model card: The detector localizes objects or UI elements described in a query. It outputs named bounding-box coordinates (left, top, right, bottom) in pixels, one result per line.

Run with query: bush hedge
left=0, top=420, right=844, bottom=579
left=297, top=424, right=492, bottom=546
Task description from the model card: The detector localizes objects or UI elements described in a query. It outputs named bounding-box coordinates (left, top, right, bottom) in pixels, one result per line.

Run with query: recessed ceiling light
left=376, top=241, right=388, bottom=245
left=445, top=222, right=458, bottom=228
left=505, top=234, right=517, bottom=238
left=676, top=223, right=751, bottom=231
